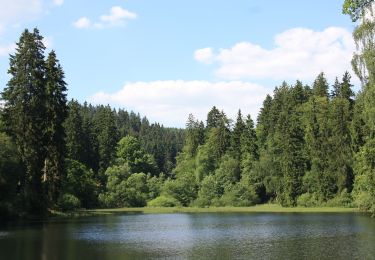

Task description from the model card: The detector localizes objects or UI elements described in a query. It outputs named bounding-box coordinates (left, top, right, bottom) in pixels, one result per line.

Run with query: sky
left=0, top=0, right=358, bottom=127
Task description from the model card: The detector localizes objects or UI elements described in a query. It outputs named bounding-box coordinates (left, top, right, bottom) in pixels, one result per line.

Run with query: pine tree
left=313, top=72, right=329, bottom=97
left=44, top=50, right=68, bottom=204
left=64, top=100, right=86, bottom=163
left=257, top=95, right=273, bottom=149
left=93, top=105, right=119, bottom=185
left=304, top=74, right=335, bottom=201
left=230, top=110, right=245, bottom=161
left=185, top=114, right=205, bottom=157
left=1, top=28, right=47, bottom=213
left=240, top=114, right=258, bottom=176
left=206, top=106, right=222, bottom=129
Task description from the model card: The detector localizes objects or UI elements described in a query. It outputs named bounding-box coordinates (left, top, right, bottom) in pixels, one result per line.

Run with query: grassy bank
left=85, top=204, right=358, bottom=214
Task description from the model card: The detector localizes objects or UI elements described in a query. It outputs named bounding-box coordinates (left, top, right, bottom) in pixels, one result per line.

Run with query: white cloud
left=73, top=17, right=91, bottom=29
left=73, top=6, right=137, bottom=29
left=89, top=80, right=270, bottom=127
left=0, top=43, right=16, bottom=57
left=196, top=27, right=356, bottom=82
left=0, top=0, right=59, bottom=57
left=100, top=6, right=137, bottom=25
left=53, top=0, right=63, bottom=6
left=194, top=47, right=214, bottom=64
left=42, top=36, right=53, bottom=49
left=0, top=0, right=43, bottom=28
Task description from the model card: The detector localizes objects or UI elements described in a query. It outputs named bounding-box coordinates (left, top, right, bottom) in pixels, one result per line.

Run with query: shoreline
left=84, top=204, right=359, bottom=215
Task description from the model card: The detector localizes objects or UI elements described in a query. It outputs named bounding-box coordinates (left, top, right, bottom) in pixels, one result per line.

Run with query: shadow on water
left=0, top=212, right=374, bottom=259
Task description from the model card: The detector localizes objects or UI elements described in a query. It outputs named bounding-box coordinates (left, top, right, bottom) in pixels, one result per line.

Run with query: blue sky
left=0, top=0, right=357, bottom=127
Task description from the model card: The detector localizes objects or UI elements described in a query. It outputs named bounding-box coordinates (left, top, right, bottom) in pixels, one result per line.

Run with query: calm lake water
left=0, top=212, right=374, bottom=259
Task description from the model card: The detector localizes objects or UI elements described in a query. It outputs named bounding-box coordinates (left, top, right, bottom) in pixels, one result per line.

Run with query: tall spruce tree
left=230, top=110, right=245, bottom=161
left=328, top=73, right=355, bottom=192
left=65, top=100, right=86, bottom=163
left=304, top=73, right=335, bottom=201
left=93, top=105, right=119, bottom=185
left=1, top=28, right=47, bottom=213
left=44, top=51, right=68, bottom=204
left=240, top=115, right=258, bottom=176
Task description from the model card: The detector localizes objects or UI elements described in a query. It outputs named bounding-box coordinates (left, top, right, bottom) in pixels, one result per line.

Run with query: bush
left=148, top=196, right=181, bottom=207
left=58, top=193, right=81, bottom=211
left=162, top=173, right=198, bottom=206
left=297, top=193, right=320, bottom=207
left=219, top=183, right=259, bottom=207
left=64, top=159, right=98, bottom=208
left=99, top=171, right=148, bottom=208
left=195, top=175, right=220, bottom=206
left=325, top=189, right=354, bottom=207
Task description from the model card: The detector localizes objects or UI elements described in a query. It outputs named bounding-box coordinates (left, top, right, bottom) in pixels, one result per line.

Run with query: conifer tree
left=230, top=110, right=245, bottom=161
left=240, top=115, right=258, bottom=176
left=1, top=28, right=47, bottom=213
left=44, top=50, right=68, bottom=204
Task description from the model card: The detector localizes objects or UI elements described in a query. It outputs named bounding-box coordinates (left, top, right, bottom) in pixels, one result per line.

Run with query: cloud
left=0, top=0, right=27, bottom=57
left=194, top=47, right=214, bottom=64
left=53, top=0, right=63, bottom=6
left=73, top=17, right=91, bottom=29
left=0, top=0, right=43, bottom=29
left=89, top=80, right=270, bottom=127
left=73, top=6, right=137, bottom=29
left=196, top=27, right=356, bottom=82
left=0, top=0, right=59, bottom=57
left=0, top=43, right=16, bottom=57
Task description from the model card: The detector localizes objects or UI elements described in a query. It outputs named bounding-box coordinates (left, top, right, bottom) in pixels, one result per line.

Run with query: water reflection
left=0, top=213, right=374, bottom=259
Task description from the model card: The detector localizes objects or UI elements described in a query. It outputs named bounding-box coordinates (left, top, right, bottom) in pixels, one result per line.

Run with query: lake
left=0, top=212, right=374, bottom=259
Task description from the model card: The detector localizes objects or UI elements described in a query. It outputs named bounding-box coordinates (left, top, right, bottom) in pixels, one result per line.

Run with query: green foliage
left=344, top=0, right=375, bottom=216
left=162, top=172, right=198, bottom=206
left=219, top=181, right=259, bottom=207
left=343, top=0, right=374, bottom=21
left=148, top=195, right=182, bottom=207
left=297, top=193, right=320, bottom=207
left=241, top=115, right=258, bottom=175
left=0, top=133, right=23, bottom=217
left=94, top=105, right=119, bottom=182
left=1, top=28, right=48, bottom=214
left=146, top=174, right=165, bottom=200
left=1, top=28, right=68, bottom=214
left=117, top=136, right=158, bottom=176
left=352, top=139, right=375, bottom=214
left=194, top=175, right=221, bottom=206
left=325, top=189, right=354, bottom=207
left=45, top=50, right=68, bottom=204
left=215, top=155, right=240, bottom=191
left=185, top=114, right=205, bottom=157
left=57, top=193, right=81, bottom=211
left=3, top=23, right=375, bottom=216
left=99, top=164, right=148, bottom=207
left=194, top=142, right=216, bottom=182
left=63, top=159, right=98, bottom=208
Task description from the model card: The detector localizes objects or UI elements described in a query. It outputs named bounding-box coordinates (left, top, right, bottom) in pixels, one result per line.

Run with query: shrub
left=58, top=193, right=81, bottom=211
left=297, top=193, right=320, bottom=207
left=148, top=196, right=181, bottom=207
left=325, top=189, right=354, bottom=207
left=219, top=183, right=259, bottom=207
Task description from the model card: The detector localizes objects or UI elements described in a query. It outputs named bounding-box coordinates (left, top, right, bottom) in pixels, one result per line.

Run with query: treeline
left=143, top=70, right=374, bottom=213
left=1, top=0, right=375, bottom=218
left=155, top=73, right=356, bottom=208
left=0, top=28, right=184, bottom=217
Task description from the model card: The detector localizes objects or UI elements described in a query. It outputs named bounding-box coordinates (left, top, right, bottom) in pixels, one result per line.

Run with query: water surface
left=1, top=212, right=374, bottom=259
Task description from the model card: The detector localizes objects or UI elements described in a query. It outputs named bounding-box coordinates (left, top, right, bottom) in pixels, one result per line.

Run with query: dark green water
left=0, top=213, right=374, bottom=259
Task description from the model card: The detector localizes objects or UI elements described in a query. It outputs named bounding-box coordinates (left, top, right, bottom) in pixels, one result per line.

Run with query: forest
left=0, top=0, right=374, bottom=218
